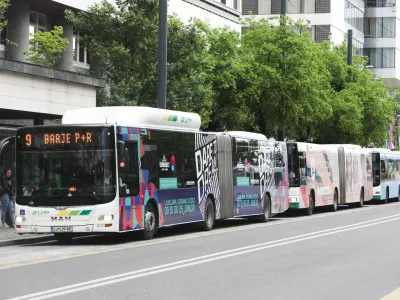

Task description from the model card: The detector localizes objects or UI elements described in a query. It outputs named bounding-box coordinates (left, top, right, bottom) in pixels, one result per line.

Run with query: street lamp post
left=157, top=0, right=167, bottom=109
left=278, top=0, right=286, bottom=142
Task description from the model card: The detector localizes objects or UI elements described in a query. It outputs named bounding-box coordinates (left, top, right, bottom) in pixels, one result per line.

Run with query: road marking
left=382, top=287, right=400, bottom=299
left=0, top=203, right=399, bottom=270
left=6, top=214, right=400, bottom=300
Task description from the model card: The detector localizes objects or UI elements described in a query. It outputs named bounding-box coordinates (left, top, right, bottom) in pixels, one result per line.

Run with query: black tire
left=257, top=194, right=271, bottom=222
left=395, top=187, right=400, bottom=203
left=330, top=189, right=338, bottom=212
left=202, top=198, right=215, bottom=231
left=54, top=233, right=73, bottom=244
left=383, top=188, right=389, bottom=204
left=356, top=189, right=364, bottom=208
left=306, top=192, right=315, bottom=215
left=142, top=202, right=157, bottom=240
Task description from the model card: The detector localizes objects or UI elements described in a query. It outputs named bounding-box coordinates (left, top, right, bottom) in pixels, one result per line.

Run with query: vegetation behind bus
left=65, top=2, right=397, bottom=147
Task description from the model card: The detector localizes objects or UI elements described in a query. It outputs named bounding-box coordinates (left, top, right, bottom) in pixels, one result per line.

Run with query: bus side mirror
left=118, top=141, right=126, bottom=158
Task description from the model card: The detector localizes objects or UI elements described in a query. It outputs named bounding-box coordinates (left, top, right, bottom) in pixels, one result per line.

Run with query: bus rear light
left=16, top=225, right=21, bottom=228
left=105, top=224, right=112, bottom=227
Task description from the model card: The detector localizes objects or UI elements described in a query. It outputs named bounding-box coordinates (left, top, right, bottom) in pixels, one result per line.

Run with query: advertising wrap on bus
left=14, top=107, right=289, bottom=242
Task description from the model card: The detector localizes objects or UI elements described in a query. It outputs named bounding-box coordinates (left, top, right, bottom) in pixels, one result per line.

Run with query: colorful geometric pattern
left=56, top=210, right=92, bottom=216
left=162, top=114, right=178, bottom=122
left=117, top=126, right=165, bottom=231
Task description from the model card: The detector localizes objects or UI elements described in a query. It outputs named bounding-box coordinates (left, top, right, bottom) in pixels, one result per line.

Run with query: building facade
left=242, top=0, right=400, bottom=86
left=0, top=0, right=240, bottom=127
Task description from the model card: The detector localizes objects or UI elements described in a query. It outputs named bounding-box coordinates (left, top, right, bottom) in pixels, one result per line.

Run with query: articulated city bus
left=286, top=142, right=373, bottom=215
left=14, top=107, right=289, bottom=242
left=370, top=148, right=400, bottom=203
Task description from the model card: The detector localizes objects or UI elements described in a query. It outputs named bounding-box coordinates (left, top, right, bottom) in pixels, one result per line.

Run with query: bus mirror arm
left=118, top=141, right=126, bottom=158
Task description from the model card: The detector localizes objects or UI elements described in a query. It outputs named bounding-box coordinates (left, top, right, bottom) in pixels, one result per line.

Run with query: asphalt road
left=1, top=202, right=400, bottom=300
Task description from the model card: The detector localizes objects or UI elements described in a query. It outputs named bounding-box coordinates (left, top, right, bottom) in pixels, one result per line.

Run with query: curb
left=0, top=235, right=55, bottom=247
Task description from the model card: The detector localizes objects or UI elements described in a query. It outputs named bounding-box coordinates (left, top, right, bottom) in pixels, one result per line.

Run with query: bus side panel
left=306, top=150, right=335, bottom=208
left=117, top=127, right=220, bottom=231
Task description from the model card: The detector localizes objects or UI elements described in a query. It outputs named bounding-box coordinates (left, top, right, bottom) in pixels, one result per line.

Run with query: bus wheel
left=330, top=190, right=338, bottom=212
left=142, top=203, right=157, bottom=240
left=258, top=194, right=271, bottom=222
left=356, top=189, right=364, bottom=208
left=54, top=233, right=73, bottom=244
left=383, top=189, right=389, bottom=204
left=306, top=193, right=315, bottom=215
left=395, top=187, right=400, bottom=202
left=202, top=198, right=215, bottom=231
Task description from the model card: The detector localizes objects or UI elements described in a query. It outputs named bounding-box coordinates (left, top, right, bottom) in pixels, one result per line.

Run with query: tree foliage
left=66, top=0, right=398, bottom=146
left=24, top=26, right=69, bottom=68
left=0, top=0, right=9, bottom=33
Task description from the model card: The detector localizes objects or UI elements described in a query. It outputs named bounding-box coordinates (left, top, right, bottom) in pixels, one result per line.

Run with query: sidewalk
left=0, top=203, right=54, bottom=246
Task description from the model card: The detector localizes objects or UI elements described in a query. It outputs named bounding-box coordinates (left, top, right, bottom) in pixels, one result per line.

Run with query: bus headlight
left=98, top=215, right=114, bottom=221
left=15, top=216, right=26, bottom=222
left=290, top=197, right=297, bottom=202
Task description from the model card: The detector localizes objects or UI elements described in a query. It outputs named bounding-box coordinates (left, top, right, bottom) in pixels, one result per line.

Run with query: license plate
left=51, top=226, right=73, bottom=232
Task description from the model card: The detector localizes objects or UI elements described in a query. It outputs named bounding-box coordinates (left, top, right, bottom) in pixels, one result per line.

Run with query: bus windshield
left=287, top=143, right=300, bottom=187
left=372, top=152, right=380, bottom=187
left=16, top=126, right=116, bottom=207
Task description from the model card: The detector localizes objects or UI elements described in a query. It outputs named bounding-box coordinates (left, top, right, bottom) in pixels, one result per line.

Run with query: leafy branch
left=24, top=26, right=69, bottom=68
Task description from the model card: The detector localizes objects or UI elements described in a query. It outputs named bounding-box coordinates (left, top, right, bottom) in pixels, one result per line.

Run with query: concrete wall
left=0, top=69, right=96, bottom=116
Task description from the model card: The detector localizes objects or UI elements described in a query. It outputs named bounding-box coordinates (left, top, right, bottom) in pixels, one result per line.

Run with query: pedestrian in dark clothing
left=1, top=168, right=14, bottom=227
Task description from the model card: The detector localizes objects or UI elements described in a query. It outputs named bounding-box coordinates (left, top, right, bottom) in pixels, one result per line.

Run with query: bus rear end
left=14, top=125, right=119, bottom=241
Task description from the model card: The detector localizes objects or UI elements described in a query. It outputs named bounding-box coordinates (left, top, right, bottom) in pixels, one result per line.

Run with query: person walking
left=1, top=168, right=15, bottom=227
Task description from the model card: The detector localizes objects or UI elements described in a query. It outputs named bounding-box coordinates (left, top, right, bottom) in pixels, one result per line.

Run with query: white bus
left=370, top=148, right=400, bottom=203
left=14, top=107, right=289, bottom=243
left=286, top=142, right=373, bottom=215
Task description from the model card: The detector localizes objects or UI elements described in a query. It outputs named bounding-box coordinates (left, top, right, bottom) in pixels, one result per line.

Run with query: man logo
left=51, top=216, right=71, bottom=221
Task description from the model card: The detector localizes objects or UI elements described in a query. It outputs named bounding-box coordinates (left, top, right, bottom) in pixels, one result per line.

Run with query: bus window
left=371, top=153, right=380, bottom=187
left=117, top=140, right=139, bottom=197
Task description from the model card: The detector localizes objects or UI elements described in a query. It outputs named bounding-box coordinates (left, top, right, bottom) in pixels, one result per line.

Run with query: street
left=0, top=202, right=399, bottom=300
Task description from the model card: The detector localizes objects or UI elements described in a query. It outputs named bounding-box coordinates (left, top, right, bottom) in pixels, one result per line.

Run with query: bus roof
left=221, top=131, right=269, bottom=140
left=322, top=144, right=362, bottom=149
left=62, top=106, right=201, bottom=132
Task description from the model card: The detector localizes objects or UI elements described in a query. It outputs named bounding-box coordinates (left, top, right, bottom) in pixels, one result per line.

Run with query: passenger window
left=118, top=140, right=139, bottom=197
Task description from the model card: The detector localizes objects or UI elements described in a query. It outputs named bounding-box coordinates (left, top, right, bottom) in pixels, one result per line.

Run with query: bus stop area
left=0, top=203, right=54, bottom=246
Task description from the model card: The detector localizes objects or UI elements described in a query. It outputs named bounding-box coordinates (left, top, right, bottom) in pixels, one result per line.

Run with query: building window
left=29, top=11, right=46, bottom=39
left=261, top=0, right=330, bottom=15
left=365, top=17, right=396, bottom=38
left=0, top=15, right=6, bottom=47
left=344, top=0, right=364, bottom=33
left=314, top=25, right=330, bottom=42
left=364, top=48, right=396, bottom=68
left=73, top=31, right=90, bottom=67
left=366, top=0, right=396, bottom=7
left=243, top=0, right=258, bottom=15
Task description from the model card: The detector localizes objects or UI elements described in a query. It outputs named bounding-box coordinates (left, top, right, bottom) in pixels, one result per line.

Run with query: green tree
left=241, top=17, right=332, bottom=139
left=66, top=0, right=214, bottom=126
left=312, top=43, right=398, bottom=146
left=0, top=0, right=9, bottom=34
left=24, top=26, right=69, bottom=68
